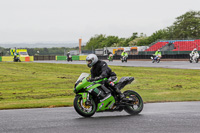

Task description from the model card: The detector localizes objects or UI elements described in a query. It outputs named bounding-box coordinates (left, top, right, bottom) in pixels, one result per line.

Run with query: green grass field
left=0, top=62, right=200, bottom=109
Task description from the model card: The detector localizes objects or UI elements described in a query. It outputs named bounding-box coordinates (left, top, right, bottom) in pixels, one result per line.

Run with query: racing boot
left=108, top=81, right=125, bottom=101
left=115, top=87, right=125, bottom=101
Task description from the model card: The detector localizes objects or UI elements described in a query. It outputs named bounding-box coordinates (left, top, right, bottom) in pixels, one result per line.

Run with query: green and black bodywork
left=73, top=73, right=143, bottom=117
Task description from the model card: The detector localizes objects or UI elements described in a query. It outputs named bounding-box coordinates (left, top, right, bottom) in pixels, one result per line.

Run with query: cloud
left=0, top=0, right=199, bottom=43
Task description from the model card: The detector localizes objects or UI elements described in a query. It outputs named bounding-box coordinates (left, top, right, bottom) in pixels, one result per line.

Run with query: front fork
left=77, top=92, right=90, bottom=104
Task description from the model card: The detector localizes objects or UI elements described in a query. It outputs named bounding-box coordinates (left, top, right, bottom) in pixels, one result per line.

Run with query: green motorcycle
left=73, top=73, right=143, bottom=117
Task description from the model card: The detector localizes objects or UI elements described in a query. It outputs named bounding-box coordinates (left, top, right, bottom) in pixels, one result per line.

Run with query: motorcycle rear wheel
left=123, top=90, right=143, bottom=115
left=74, top=95, right=96, bottom=117
left=196, top=58, right=199, bottom=63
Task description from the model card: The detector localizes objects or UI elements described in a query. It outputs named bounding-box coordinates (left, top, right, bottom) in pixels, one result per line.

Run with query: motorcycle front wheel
left=123, top=90, right=143, bottom=115
left=196, top=58, right=199, bottom=63
left=74, top=95, right=96, bottom=117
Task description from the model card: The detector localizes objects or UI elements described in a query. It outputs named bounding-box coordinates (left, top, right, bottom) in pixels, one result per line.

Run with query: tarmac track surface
left=34, top=60, right=200, bottom=69
left=0, top=102, right=200, bottom=133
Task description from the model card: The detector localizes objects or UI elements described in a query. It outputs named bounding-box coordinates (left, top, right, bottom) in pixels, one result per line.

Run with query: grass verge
left=0, top=62, right=200, bottom=109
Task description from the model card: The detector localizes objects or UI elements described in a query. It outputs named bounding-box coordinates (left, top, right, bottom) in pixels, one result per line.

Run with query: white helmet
left=86, top=54, right=98, bottom=68
left=193, top=48, right=197, bottom=51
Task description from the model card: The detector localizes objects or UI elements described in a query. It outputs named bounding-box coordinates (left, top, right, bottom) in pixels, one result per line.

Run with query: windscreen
left=76, top=73, right=90, bottom=83
left=19, top=52, right=28, bottom=55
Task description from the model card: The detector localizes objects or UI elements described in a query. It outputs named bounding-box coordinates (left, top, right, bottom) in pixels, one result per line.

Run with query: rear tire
left=74, top=95, right=96, bottom=117
left=123, top=90, right=143, bottom=115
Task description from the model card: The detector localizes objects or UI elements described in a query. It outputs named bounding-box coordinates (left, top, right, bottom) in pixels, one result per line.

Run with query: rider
left=154, top=49, right=162, bottom=60
left=67, top=52, right=70, bottom=58
left=86, top=54, right=125, bottom=100
left=13, top=52, right=19, bottom=60
left=191, top=48, right=198, bottom=57
left=107, top=50, right=113, bottom=60
left=121, top=50, right=128, bottom=59
left=107, top=50, right=112, bottom=56
left=67, top=52, right=71, bottom=61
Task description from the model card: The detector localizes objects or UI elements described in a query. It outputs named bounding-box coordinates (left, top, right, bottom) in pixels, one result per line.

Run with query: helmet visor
left=86, top=60, right=92, bottom=67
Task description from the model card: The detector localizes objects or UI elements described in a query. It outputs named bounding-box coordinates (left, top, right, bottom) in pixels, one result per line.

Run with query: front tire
left=123, top=90, right=143, bottom=115
left=74, top=95, right=96, bottom=117
left=196, top=58, right=199, bottom=63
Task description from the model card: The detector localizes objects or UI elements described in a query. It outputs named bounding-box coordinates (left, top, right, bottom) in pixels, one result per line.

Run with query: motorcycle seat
left=115, top=77, right=134, bottom=90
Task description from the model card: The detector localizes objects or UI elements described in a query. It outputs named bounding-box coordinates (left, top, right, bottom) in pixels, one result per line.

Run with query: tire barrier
left=79, top=55, right=87, bottom=61
left=20, top=57, right=31, bottom=62
left=34, top=56, right=56, bottom=60
left=2, top=56, right=13, bottom=61
left=1, top=56, right=34, bottom=62
left=72, top=55, right=79, bottom=61
left=29, top=56, right=34, bottom=61
left=56, top=56, right=67, bottom=61
left=20, top=57, right=26, bottom=62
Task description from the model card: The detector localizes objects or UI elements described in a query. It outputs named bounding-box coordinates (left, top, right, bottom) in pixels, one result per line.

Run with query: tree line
left=85, top=11, right=200, bottom=50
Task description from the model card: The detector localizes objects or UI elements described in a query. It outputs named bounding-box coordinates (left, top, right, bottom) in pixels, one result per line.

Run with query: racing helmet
left=193, top=48, right=197, bottom=51
left=86, top=54, right=98, bottom=68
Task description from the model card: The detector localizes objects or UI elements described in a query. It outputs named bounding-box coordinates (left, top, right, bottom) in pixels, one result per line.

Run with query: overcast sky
left=0, top=0, right=199, bottom=44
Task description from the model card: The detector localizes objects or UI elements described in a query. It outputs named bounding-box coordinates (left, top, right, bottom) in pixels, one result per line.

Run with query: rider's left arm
left=99, top=63, right=109, bottom=79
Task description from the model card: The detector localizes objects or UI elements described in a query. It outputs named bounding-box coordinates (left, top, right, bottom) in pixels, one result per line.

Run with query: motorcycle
left=121, top=56, right=128, bottom=63
left=189, top=53, right=199, bottom=63
left=67, top=55, right=72, bottom=62
left=73, top=73, right=143, bottom=117
left=13, top=56, right=21, bottom=62
left=108, top=54, right=113, bottom=62
left=151, top=55, right=160, bottom=63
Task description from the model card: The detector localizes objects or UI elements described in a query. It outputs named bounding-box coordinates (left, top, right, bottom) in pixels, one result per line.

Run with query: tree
left=85, top=34, right=106, bottom=50
left=101, top=36, right=120, bottom=47
left=172, top=11, right=200, bottom=39
left=85, top=11, right=200, bottom=48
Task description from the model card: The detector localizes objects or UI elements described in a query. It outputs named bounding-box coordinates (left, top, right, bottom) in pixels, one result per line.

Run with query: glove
left=94, top=76, right=103, bottom=81
left=88, top=78, right=95, bottom=82
left=89, top=76, right=103, bottom=82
